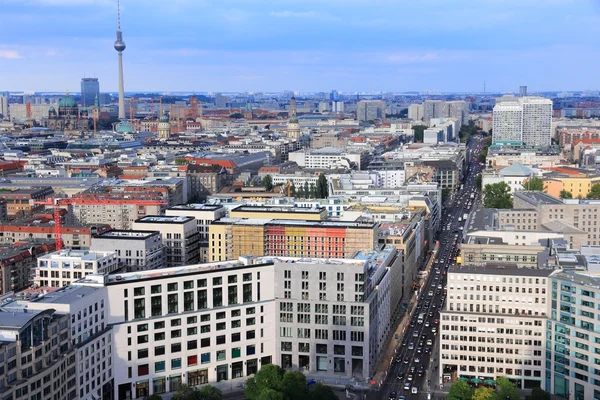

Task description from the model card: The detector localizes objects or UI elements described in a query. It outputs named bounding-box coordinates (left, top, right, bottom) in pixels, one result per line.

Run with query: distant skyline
left=1, top=0, right=600, bottom=93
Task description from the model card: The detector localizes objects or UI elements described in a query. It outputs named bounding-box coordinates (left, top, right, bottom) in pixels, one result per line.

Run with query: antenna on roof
left=117, top=0, right=121, bottom=31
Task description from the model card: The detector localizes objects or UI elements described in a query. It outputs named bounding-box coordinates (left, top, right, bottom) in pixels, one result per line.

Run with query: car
left=407, top=374, right=414, bottom=381
left=389, top=391, right=397, bottom=399
left=412, top=330, right=419, bottom=337
left=403, top=357, right=410, bottom=364
left=397, top=371, right=405, bottom=380
left=424, top=346, right=432, bottom=354
left=399, top=397, right=406, bottom=400
left=434, top=319, right=440, bottom=325
left=417, top=367, right=424, bottom=376
left=416, top=347, right=423, bottom=353
left=408, top=342, right=414, bottom=350
left=403, top=382, right=411, bottom=390
left=428, top=311, right=434, bottom=317
left=395, top=355, right=402, bottom=363
left=414, top=357, right=420, bottom=363
left=428, top=291, right=433, bottom=297
left=411, top=387, right=418, bottom=395
left=402, top=340, right=407, bottom=347
left=431, top=303, right=436, bottom=308
left=431, top=327, right=437, bottom=334
left=426, top=339, right=433, bottom=346
left=418, top=340, right=424, bottom=346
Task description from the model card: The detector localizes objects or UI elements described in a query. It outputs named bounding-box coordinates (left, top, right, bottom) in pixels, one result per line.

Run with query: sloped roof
left=499, top=162, right=532, bottom=177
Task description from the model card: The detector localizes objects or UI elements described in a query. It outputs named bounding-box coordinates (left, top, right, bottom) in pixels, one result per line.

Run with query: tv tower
left=114, top=0, right=126, bottom=120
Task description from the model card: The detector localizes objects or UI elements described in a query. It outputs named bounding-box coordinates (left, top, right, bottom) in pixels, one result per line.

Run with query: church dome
left=116, top=120, right=133, bottom=133
left=159, top=115, right=169, bottom=123
left=59, top=96, right=77, bottom=108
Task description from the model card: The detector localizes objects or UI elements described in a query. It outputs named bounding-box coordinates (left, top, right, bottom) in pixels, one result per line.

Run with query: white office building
left=35, top=249, right=119, bottom=288
left=91, top=230, right=165, bottom=272
left=493, top=96, right=553, bottom=147
left=102, top=248, right=392, bottom=399
left=288, top=147, right=367, bottom=170
left=439, top=266, right=551, bottom=389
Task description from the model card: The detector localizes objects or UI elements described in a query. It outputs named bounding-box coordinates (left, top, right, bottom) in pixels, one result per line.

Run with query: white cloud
left=0, top=50, right=22, bottom=60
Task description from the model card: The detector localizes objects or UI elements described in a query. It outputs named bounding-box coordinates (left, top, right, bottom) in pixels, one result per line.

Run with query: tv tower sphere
left=114, top=33, right=126, bottom=52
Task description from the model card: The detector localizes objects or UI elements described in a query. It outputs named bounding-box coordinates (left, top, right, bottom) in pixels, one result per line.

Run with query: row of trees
left=147, top=364, right=339, bottom=400
left=447, top=377, right=551, bottom=400
left=261, top=174, right=328, bottom=199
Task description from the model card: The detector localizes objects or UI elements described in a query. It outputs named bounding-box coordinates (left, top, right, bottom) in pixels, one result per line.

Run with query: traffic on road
left=379, top=136, right=484, bottom=400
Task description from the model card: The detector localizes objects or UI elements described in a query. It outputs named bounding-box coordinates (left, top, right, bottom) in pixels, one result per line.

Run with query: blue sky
left=1, top=0, right=600, bottom=93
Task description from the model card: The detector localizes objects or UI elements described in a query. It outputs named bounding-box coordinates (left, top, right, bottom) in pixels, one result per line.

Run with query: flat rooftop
left=39, top=249, right=115, bottom=261
left=466, top=208, right=495, bottom=233
left=232, top=205, right=326, bottom=214
left=135, top=215, right=193, bottom=224
left=450, top=265, right=554, bottom=277
left=168, top=204, right=224, bottom=211
left=213, top=217, right=376, bottom=229
left=96, top=230, right=160, bottom=240
left=514, top=191, right=563, bottom=206
left=31, top=285, right=101, bottom=305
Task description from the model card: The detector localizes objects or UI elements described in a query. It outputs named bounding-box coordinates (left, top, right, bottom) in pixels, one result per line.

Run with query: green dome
left=58, top=96, right=77, bottom=108
left=159, top=115, right=169, bottom=123
left=116, top=121, right=133, bottom=133
left=48, top=106, right=55, bottom=112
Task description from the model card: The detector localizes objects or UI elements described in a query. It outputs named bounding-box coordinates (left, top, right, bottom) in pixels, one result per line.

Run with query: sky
left=1, top=0, right=600, bottom=93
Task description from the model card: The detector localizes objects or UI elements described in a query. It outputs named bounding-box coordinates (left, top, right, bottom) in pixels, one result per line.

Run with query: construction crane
left=33, top=197, right=168, bottom=251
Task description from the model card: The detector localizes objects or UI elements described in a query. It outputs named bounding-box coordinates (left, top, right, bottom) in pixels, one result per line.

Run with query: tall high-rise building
left=408, top=103, right=423, bottom=121
left=356, top=100, right=385, bottom=121
left=423, top=99, right=444, bottom=122
left=331, top=101, right=344, bottom=113
left=81, top=78, right=100, bottom=108
left=0, top=94, right=7, bottom=118
left=445, top=100, right=470, bottom=126
left=519, top=85, right=528, bottom=97
left=214, top=93, right=228, bottom=108
left=114, top=0, right=126, bottom=120
left=492, top=96, right=553, bottom=147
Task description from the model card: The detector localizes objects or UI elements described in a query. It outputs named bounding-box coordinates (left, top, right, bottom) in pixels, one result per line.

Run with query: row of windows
left=126, top=275, right=257, bottom=297
left=130, top=329, right=260, bottom=347
left=279, top=328, right=364, bottom=341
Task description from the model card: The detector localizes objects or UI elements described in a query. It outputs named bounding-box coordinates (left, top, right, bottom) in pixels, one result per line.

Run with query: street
left=370, top=136, right=484, bottom=400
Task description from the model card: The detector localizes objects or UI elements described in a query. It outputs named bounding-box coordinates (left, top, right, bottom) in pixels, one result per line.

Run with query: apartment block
left=0, top=241, right=56, bottom=294
left=68, top=200, right=164, bottom=230
left=356, top=100, right=386, bottom=122
left=0, top=218, right=110, bottom=249
left=132, top=216, right=200, bottom=268
left=493, top=96, right=553, bottom=147
left=103, top=248, right=393, bottom=399
left=35, top=249, right=119, bottom=288
left=209, top=218, right=377, bottom=262
left=166, top=205, right=226, bottom=262
left=91, top=230, right=165, bottom=272
left=439, top=266, right=551, bottom=389
left=0, top=187, right=54, bottom=219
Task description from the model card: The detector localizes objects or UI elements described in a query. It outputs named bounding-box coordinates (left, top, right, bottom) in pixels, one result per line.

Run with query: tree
left=303, top=182, right=310, bottom=198
left=245, top=364, right=285, bottom=400
left=147, top=395, right=163, bottom=400
left=522, top=177, right=544, bottom=191
left=471, top=386, right=494, bottom=400
left=478, top=150, right=487, bottom=164
left=496, top=377, right=521, bottom=400
left=483, top=182, right=513, bottom=209
left=245, top=364, right=336, bottom=400
left=475, top=174, right=482, bottom=191
left=588, top=183, right=600, bottom=199
left=309, top=383, right=338, bottom=400
left=229, top=112, right=244, bottom=119
left=173, top=384, right=222, bottom=400
left=262, top=175, right=273, bottom=191
left=175, top=158, right=188, bottom=165
left=525, top=387, right=551, bottom=400
left=316, top=173, right=328, bottom=198
left=446, top=381, right=473, bottom=400
left=559, top=189, right=573, bottom=199
left=289, top=183, right=296, bottom=196
left=442, top=188, right=450, bottom=201
left=413, top=125, right=426, bottom=142
left=281, top=371, right=309, bottom=400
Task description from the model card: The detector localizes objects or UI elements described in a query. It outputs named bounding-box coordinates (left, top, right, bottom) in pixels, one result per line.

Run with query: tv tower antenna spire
left=114, top=0, right=126, bottom=120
